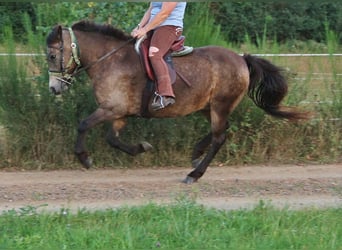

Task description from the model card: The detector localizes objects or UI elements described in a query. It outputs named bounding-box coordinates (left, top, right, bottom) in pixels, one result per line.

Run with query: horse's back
left=193, top=46, right=246, bottom=66
left=174, top=46, right=248, bottom=85
left=153, top=46, right=250, bottom=117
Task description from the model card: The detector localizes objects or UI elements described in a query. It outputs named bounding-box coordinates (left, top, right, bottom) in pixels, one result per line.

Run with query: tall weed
left=0, top=5, right=341, bottom=169
left=185, top=2, right=229, bottom=47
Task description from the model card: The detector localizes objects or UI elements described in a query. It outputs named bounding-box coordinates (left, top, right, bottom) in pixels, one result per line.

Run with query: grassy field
left=0, top=201, right=341, bottom=250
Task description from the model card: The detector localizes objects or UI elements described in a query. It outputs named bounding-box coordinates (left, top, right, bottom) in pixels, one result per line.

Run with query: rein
left=52, top=27, right=134, bottom=84
left=72, top=36, right=135, bottom=77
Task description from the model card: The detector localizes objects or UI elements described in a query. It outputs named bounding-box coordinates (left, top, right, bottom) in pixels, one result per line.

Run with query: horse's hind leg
left=191, top=110, right=213, bottom=167
left=185, top=130, right=227, bottom=184
left=185, top=110, right=230, bottom=184
left=191, top=121, right=229, bottom=168
left=106, top=118, right=153, bottom=156
left=191, top=132, right=212, bottom=168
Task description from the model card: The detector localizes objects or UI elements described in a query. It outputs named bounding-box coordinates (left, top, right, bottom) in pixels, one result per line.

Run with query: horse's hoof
left=192, top=158, right=202, bottom=168
left=182, top=176, right=197, bottom=184
left=141, top=141, right=153, bottom=152
left=83, top=158, right=93, bottom=169
left=76, top=152, right=92, bottom=169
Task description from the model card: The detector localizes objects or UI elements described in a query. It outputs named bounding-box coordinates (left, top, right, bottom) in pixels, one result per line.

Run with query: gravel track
left=1, top=164, right=341, bottom=213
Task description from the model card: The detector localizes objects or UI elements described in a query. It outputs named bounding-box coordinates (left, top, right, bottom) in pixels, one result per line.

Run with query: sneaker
left=151, top=95, right=175, bottom=111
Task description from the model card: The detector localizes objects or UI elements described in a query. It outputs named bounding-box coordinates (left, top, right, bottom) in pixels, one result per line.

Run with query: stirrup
left=151, top=92, right=175, bottom=111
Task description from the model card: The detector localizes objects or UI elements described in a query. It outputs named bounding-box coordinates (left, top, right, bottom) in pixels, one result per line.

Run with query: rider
left=131, top=2, right=187, bottom=110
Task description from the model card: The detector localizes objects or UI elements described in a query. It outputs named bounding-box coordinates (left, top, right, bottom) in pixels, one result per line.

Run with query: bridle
left=48, top=27, right=82, bottom=86
left=48, top=27, right=135, bottom=86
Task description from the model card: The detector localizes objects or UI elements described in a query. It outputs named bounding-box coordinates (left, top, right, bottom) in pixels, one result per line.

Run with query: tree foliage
left=210, top=1, right=342, bottom=44
left=0, top=2, right=36, bottom=42
left=1, top=2, right=341, bottom=45
left=0, top=2, right=148, bottom=42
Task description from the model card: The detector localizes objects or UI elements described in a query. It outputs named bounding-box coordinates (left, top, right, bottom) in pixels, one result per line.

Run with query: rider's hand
left=131, top=26, right=147, bottom=39
left=131, top=26, right=139, bottom=37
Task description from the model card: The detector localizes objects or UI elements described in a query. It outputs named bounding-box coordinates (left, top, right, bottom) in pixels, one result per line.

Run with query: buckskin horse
left=46, top=20, right=309, bottom=183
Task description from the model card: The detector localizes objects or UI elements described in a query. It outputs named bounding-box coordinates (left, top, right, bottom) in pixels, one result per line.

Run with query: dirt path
left=1, top=164, right=341, bottom=213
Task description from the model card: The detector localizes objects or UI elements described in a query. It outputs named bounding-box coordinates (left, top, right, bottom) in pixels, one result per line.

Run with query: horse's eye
left=49, top=54, right=56, bottom=60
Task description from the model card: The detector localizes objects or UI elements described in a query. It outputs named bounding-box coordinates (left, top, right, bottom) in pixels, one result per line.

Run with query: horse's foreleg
left=106, top=118, right=153, bottom=156
left=74, top=108, right=108, bottom=168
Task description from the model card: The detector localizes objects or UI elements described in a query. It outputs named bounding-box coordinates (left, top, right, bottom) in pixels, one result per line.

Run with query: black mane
left=71, top=20, right=132, bottom=41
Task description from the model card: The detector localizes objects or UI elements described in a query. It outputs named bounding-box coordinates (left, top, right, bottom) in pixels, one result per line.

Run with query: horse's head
left=46, top=25, right=81, bottom=95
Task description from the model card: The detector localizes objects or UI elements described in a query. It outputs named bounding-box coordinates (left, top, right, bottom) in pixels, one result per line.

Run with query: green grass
left=0, top=201, right=341, bottom=250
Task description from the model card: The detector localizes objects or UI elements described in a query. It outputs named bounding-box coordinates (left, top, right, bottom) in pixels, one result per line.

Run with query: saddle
left=135, top=35, right=193, bottom=116
left=135, top=35, right=193, bottom=82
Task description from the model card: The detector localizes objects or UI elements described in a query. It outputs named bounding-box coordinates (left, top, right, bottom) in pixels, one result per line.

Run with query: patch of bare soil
left=0, top=164, right=341, bottom=213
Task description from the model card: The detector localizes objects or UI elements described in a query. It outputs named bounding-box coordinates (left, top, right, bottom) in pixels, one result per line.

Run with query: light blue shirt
left=150, top=2, right=186, bottom=28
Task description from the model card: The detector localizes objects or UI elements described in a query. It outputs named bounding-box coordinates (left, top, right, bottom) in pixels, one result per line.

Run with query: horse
left=46, top=20, right=309, bottom=184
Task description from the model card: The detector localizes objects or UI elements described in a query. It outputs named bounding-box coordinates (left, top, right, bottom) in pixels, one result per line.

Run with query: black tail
left=243, top=54, right=310, bottom=121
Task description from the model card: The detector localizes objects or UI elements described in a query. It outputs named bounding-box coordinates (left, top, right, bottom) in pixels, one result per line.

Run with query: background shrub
left=210, top=2, right=342, bottom=45
left=0, top=2, right=341, bottom=169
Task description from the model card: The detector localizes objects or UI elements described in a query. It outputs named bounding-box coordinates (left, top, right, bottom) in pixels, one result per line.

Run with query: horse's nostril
left=50, top=87, right=59, bottom=95
left=50, top=87, right=56, bottom=94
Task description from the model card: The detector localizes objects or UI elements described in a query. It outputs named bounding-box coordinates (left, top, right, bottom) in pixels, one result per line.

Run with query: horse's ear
left=56, top=25, right=63, bottom=40
left=47, top=24, right=63, bottom=45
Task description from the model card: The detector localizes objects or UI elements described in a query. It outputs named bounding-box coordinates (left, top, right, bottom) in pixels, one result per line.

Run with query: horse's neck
left=76, top=31, right=144, bottom=85
left=76, top=32, right=115, bottom=65
left=81, top=34, right=140, bottom=69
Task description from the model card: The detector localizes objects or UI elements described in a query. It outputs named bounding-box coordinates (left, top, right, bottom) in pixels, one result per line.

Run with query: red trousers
left=149, top=25, right=182, bottom=97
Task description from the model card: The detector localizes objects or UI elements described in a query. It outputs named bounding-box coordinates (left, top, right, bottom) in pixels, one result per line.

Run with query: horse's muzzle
left=50, top=86, right=60, bottom=95
left=49, top=75, right=69, bottom=95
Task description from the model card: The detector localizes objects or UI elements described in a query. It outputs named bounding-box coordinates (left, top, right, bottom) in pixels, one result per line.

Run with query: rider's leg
left=149, top=26, right=182, bottom=109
